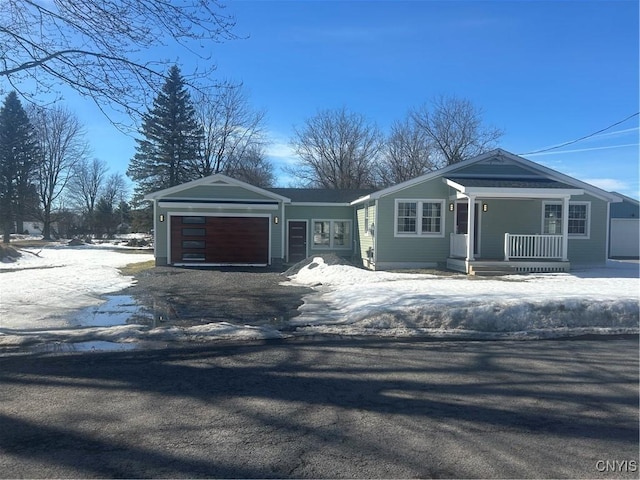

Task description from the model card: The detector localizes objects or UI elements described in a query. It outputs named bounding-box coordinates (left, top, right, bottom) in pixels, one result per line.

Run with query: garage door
left=610, top=218, right=640, bottom=258
left=171, top=216, right=269, bottom=265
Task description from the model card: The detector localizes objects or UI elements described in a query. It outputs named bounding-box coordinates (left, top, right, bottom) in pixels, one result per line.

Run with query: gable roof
left=611, top=191, right=639, bottom=205
left=267, top=188, right=375, bottom=204
left=351, top=149, right=622, bottom=204
left=143, top=173, right=292, bottom=202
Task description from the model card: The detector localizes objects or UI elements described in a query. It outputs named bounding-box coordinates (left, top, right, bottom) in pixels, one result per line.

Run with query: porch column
left=466, top=194, right=476, bottom=261
left=561, top=195, right=570, bottom=261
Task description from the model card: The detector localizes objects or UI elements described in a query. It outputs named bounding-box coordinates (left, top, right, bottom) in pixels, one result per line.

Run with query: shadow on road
left=0, top=336, right=638, bottom=478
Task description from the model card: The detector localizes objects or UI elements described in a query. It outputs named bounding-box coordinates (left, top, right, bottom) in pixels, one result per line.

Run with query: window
left=182, top=253, right=205, bottom=261
left=182, top=228, right=206, bottom=236
left=543, top=202, right=590, bottom=237
left=395, top=200, right=444, bottom=237
left=568, top=204, right=588, bottom=235
left=182, top=240, right=205, bottom=249
left=397, top=202, right=417, bottom=234
left=422, top=202, right=442, bottom=234
left=312, top=220, right=352, bottom=249
left=364, top=204, right=370, bottom=234
left=313, top=221, right=330, bottom=247
left=333, top=221, right=350, bottom=247
left=543, top=204, right=563, bottom=234
left=182, top=216, right=206, bottom=224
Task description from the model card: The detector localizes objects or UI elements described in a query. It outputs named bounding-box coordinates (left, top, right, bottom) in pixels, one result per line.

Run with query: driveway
left=0, top=337, right=637, bottom=478
left=124, top=265, right=312, bottom=329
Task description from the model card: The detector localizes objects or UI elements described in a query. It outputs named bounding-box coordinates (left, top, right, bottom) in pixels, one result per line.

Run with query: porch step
left=469, top=265, right=518, bottom=276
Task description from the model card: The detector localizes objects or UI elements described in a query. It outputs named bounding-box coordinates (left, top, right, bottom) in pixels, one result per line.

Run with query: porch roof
left=444, top=176, right=584, bottom=198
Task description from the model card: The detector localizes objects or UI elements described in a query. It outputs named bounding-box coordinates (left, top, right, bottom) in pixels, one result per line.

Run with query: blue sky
left=25, top=1, right=640, bottom=197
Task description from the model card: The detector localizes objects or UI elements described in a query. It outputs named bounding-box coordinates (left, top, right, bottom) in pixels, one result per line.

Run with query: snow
left=0, top=246, right=638, bottom=352
left=287, top=257, right=639, bottom=339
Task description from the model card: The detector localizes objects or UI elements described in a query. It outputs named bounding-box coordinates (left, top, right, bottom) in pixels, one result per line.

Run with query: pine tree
left=127, top=65, right=203, bottom=200
left=0, top=92, right=39, bottom=242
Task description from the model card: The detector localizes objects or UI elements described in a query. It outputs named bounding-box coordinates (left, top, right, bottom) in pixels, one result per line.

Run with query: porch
left=447, top=233, right=571, bottom=274
left=443, top=175, right=583, bottom=275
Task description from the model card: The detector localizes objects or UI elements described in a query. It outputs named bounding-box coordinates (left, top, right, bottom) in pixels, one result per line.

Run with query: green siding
left=164, top=184, right=277, bottom=201
left=478, top=199, right=540, bottom=259
left=476, top=195, right=609, bottom=264
left=374, top=178, right=452, bottom=267
left=285, top=204, right=356, bottom=259
left=567, top=194, right=608, bottom=265
left=451, top=160, right=537, bottom=177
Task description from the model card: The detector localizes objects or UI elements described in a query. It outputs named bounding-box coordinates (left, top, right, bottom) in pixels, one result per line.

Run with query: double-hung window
left=395, top=199, right=445, bottom=237
left=313, top=220, right=352, bottom=249
left=543, top=202, right=590, bottom=237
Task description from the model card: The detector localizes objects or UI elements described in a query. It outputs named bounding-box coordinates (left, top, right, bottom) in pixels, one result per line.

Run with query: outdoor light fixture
left=482, top=203, right=488, bottom=212
left=274, top=216, right=279, bottom=224
left=449, top=203, right=455, bottom=212
left=159, top=214, right=165, bottom=222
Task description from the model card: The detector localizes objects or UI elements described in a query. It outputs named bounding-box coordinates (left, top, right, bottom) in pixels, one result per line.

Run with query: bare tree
left=225, top=147, right=274, bottom=187
left=0, top=0, right=236, bottom=120
left=102, top=172, right=128, bottom=208
left=94, top=172, right=128, bottom=238
left=192, top=82, right=268, bottom=178
left=411, top=95, right=504, bottom=166
left=31, top=105, right=90, bottom=239
left=67, top=158, right=108, bottom=234
left=376, top=116, right=438, bottom=187
left=289, top=107, right=383, bottom=189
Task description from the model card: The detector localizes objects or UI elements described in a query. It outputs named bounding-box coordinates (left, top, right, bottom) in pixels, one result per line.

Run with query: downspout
left=373, top=199, right=379, bottom=268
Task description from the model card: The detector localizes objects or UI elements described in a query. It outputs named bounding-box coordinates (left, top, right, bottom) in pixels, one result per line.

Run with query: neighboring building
left=144, top=149, right=622, bottom=274
left=609, top=192, right=639, bottom=259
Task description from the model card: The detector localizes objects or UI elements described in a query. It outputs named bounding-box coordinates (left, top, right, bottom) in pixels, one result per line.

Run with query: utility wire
left=520, top=112, right=639, bottom=155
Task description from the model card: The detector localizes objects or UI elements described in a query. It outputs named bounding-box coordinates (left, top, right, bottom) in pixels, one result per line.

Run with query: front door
left=456, top=202, right=479, bottom=255
left=287, top=221, right=307, bottom=263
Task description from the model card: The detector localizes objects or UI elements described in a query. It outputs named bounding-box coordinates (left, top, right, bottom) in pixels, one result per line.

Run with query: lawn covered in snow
left=0, top=243, right=153, bottom=332
left=0, top=245, right=638, bottom=351
left=287, top=257, right=639, bottom=339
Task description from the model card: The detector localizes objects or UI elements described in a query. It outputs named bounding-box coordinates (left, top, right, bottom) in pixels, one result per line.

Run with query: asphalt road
left=0, top=336, right=637, bottom=479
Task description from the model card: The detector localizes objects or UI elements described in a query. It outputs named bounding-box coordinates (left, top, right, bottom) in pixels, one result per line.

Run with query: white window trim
left=394, top=199, right=445, bottom=238
left=364, top=204, right=370, bottom=236
left=311, top=219, right=353, bottom=250
left=542, top=201, right=591, bottom=239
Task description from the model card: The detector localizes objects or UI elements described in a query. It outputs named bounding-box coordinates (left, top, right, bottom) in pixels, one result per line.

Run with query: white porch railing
left=504, top=233, right=563, bottom=260
left=450, top=233, right=468, bottom=258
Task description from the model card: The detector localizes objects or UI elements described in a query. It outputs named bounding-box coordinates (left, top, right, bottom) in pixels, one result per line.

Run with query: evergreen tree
left=0, top=92, right=39, bottom=242
left=128, top=65, right=203, bottom=200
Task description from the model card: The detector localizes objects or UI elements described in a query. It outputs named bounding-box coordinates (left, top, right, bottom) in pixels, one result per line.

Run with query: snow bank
left=288, top=257, right=639, bottom=338
left=0, top=322, right=285, bottom=348
left=1, top=247, right=638, bottom=352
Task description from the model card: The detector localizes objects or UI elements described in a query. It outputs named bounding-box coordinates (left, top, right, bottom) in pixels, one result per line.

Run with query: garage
left=610, top=218, right=640, bottom=258
left=170, top=215, right=270, bottom=265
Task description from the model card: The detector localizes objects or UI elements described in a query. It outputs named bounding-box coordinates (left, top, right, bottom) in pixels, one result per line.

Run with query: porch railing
left=450, top=233, right=467, bottom=258
left=504, top=233, right=563, bottom=260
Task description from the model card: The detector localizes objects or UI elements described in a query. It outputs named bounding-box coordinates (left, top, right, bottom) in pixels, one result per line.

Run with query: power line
left=520, top=112, right=639, bottom=155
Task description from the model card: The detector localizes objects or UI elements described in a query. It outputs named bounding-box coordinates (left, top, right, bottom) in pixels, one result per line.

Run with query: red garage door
left=171, top=216, right=269, bottom=265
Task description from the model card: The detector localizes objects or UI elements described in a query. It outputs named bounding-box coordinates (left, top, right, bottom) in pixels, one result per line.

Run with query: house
left=609, top=192, right=639, bottom=259
left=144, top=149, right=622, bottom=274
